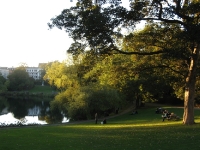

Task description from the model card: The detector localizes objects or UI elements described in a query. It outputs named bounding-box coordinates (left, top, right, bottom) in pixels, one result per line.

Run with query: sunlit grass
left=0, top=106, right=200, bottom=150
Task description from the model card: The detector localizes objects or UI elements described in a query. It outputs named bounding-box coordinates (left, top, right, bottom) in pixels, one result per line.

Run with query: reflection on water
left=0, top=113, right=47, bottom=125
left=0, top=96, right=68, bottom=127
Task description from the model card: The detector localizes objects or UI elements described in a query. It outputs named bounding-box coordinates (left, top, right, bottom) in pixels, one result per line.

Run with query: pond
left=0, top=96, right=69, bottom=127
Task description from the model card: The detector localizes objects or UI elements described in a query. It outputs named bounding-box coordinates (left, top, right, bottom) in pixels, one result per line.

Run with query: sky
left=0, top=0, right=76, bottom=68
left=0, top=0, right=132, bottom=68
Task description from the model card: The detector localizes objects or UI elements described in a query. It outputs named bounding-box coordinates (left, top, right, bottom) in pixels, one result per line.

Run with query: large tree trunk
left=183, top=43, right=200, bottom=125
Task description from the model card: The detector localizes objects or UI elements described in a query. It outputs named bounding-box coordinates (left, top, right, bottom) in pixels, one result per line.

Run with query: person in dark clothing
left=95, top=113, right=98, bottom=124
left=103, top=118, right=107, bottom=124
left=115, top=108, right=119, bottom=114
left=130, top=109, right=138, bottom=115
left=162, top=110, right=171, bottom=121
left=155, top=107, right=163, bottom=114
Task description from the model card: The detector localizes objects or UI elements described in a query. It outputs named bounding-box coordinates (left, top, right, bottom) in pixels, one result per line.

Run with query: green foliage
left=195, top=78, right=200, bottom=105
left=50, top=83, right=124, bottom=120
left=83, top=84, right=125, bottom=116
left=73, top=52, right=109, bottom=86
left=48, top=0, right=200, bottom=54
left=121, top=23, right=190, bottom=103
left=84, top=54, right=136, bottom=92
left=7, top=67, right=34, bottom=91
left=28, top=85, right=55, bottom=94
left=0, top=96, right=8, bottom=112
left=48, top=0, right=123, bottom=54
left=0, top=74, right=8, bottom=93
left=50, top=83, right=87, bottom=120
left=44, top=61, right=79, bottom=90
left=45, top=100, right=63, bottom=124
left=83, top=49, right=183, bottom=104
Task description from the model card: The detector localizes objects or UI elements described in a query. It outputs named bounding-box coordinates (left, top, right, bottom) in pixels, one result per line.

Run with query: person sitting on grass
left=103, top=118, right=107, bottom=124
left=130, top=109, right=138, bottom=115
left=101, top=118, right=107, bottom=124
left=155, top=107, right=163, bottom=114
left=162, top=110, right=171, bottom=121
left=168, top=112, right=180, bottom=120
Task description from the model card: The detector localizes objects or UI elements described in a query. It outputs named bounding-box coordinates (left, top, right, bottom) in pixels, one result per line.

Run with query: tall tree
left=122, top=23, right=188, bottom=102
left=48, top=0, right=200, bottom=125
left=7, top=67, right=34, bottom=91
left=43, top=61, right=80, bottom=90
left=0, top=74, right=8, bottom=93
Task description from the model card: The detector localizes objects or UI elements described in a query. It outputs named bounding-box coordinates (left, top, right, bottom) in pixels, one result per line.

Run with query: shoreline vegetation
left=0, top=85, right=57, bottom=98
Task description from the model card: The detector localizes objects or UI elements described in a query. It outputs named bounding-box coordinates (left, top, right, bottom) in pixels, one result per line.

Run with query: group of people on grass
left=155, top=108, right=179, bottom=121
left=159, top=110, right=180, bottom=121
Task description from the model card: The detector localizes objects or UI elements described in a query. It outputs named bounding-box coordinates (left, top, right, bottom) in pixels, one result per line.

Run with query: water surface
left=0, top=96, right=68, bottom=127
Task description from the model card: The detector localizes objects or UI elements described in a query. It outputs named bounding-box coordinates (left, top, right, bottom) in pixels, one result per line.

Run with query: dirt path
left=63, top=105, right=134, bottom=125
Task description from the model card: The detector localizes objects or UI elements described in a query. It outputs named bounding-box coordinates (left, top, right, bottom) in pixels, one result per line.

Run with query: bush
left=50, top=84, right=125, bottom=120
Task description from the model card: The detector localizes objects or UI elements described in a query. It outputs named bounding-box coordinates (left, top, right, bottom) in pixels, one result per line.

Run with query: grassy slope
left=0, top=105, right=200, bottom=150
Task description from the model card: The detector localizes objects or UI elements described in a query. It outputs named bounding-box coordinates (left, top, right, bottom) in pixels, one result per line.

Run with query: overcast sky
left=0, top=0, right=133, bottom=68
left=0, top=0, right=76, bottom=67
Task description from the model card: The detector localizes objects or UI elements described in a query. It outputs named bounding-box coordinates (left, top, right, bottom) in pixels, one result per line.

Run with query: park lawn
left=29, top=85, right=55, bottom=94
left=0, top=106, right=200, bottom=150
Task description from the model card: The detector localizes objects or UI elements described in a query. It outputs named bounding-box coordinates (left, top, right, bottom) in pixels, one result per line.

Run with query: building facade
left=0, top=67, right=9, bottom=79
left=25, top=67, right=43, bottom=80
left=0, top=63, right=46, bottom=80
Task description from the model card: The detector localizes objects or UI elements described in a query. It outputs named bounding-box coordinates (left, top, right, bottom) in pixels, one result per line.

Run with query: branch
left=137, top=64, right=185, bottom=77
left=162, top=64, right=186, bottom=77
left=159, top=18, right=186, bottom=26
left=133, top=2, right=188, bottom=27
left=175, top=0, right=191, bottom=21
left=131, top=17, right=186, bottom=26
left=158, top=1, right=162, bottom=19
left=111, top=48, right=165, bottom=55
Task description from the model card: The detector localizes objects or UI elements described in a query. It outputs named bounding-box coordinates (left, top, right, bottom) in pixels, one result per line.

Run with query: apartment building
left=25, top=67, right=43, bottom=80
left=1, top=63, right=46, bottom=80
left=0, top=67, right=10, bottom=79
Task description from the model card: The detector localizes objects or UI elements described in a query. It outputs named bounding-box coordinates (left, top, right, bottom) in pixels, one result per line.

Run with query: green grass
left=29, top=85, right=55, bottom=94
left=1, top=106, right=200, bottom=150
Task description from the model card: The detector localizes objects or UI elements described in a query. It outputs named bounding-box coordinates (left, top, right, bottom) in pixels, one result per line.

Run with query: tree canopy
left=0, top=74, right=8, bottom=93
left=48, top=0, right=200, bottom=125
left=7, top=67, right=34, bottom=91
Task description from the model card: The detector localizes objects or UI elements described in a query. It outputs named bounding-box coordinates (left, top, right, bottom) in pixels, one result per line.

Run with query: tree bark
left=183, top=43, right=200, bottom=125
